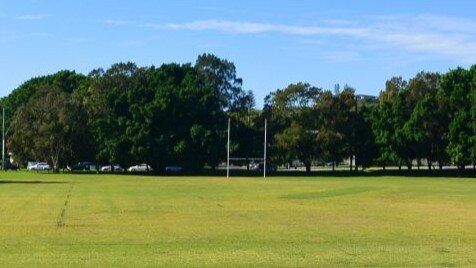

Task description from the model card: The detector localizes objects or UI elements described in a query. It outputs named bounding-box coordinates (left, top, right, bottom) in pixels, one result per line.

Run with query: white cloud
left=150, top=19, right=369, bottom=37
left=149, top=16, right=476, bottom=63
left=367, top=15, right=476, bottom=62
left=105, top=19, right=129, bottom=26
left=411, top=14, right=476, bottom=34
left=15, top=14, right=50, bottom=20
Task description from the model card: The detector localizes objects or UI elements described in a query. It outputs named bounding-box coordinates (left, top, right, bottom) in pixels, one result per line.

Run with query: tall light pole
left=2, top=106, right=5, bottom=171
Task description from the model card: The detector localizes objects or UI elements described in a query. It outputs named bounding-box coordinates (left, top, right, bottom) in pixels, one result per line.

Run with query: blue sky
left=2, top=0, right=476, bottom=107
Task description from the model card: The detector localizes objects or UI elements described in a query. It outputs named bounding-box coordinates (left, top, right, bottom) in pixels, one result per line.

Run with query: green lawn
left=0, top=172, right=475, bottom=267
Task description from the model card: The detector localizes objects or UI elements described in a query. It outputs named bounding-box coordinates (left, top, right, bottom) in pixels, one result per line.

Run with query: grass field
left=0, top=172, right=475, bottom=267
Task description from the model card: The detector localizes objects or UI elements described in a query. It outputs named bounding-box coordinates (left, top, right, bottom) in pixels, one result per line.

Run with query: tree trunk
left=51, top=157, right=59, bottom=173
left=305, top=162, right=311, bottom=173
left=349, top=155, right=353, bottom=172
left=405, top=159, right=412, bottom=170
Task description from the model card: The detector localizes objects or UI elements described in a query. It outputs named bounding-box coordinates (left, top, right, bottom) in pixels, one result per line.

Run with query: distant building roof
left=356, top=94, right=377, bottom=101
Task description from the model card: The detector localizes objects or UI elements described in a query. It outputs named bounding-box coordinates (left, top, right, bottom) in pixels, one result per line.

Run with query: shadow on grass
left=48, top=168, right=476, bottom=178
left=154, top=169, right=476, bottom=178
left=282, top=186, right=377, bottom=200
left=275, top=169, right=476, bottom=178
left=0, top=180, right=69, bottom=184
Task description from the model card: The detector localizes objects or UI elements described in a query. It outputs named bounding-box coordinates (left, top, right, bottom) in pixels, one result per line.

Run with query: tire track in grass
left=57, top=182, right=75, bottom=227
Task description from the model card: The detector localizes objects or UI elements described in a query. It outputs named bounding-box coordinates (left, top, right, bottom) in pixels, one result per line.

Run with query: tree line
left=265, top=68, right=476, bottom=172
left=1, top=54, right=475, bottom=173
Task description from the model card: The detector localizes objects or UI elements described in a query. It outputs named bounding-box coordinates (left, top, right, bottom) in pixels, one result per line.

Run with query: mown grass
left=0, top=171, right=475, bottom=267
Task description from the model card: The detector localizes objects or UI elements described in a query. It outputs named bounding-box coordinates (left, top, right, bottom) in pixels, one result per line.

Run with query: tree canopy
left=2, top=54, right=476, bottom=173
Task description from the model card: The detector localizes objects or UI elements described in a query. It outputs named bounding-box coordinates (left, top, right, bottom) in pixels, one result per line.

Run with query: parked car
left=101, top=164, right=124, bottom=172
left=3, top=161, right=18, bottom=170
left=28, top=162, right=51, bottom=171
left=257, top=163, right=276, bottom=173
left=249, top=162, right=259, bottom=170
left=165, top=166, right=183, bottom=172
left=68, top=162, right=95, bottom=171
left=27, top=161, right=38, bottom=170
left=127, top=164, right=153, bottom=172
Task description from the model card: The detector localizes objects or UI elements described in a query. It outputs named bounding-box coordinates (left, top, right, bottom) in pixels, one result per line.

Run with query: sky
left=2, top=0, right=476, bottom=108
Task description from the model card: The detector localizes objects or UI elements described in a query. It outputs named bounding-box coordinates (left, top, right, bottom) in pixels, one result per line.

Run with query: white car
left=101, top=164, right=124, bottom=172
left=27, top=162, right=39, bottom=170
left=127, top=164, right=153, bottom=172
left=28, top=162, right=51, bottom=171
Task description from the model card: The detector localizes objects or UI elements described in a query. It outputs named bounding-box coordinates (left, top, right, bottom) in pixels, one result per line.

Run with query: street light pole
left=2, top=106, right=5, bottom=171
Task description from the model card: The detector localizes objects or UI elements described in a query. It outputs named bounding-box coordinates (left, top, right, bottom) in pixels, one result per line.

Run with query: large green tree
left=470, top=65, right=476, bottom=169
left=315, top=90, right=348, bottom=171
left=266, top=83, right=322, bottom=172
left=1, top=71, right=89, bottom=151
left=85, top=62, right=143, bottom=170
left=85, top=61, right=227, bottom=172
left=353, top=104, right=377, bottom=170
left=8, top=88, right=89, bottom=171
left=404, top=72, right=447, bottom=169
left=439, top=68, right=472, bottom=169
left=195, top=53, right=252, bottom=112
left=334, top=87, right=359, bottom=171
left=148, top=63, right=224, bottom=170
left=370, top=99, right=397, bottom=170
left=373, top=77, right=414, bottom=170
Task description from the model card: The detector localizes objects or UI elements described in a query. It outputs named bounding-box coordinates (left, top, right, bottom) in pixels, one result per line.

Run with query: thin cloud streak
left=151, top=20, right=370, bottom=37
left=105, top=19, right=129, bottom=26
left=15, top=14, right=50, bottom=20
left=149, top=16, right=476, bottom=63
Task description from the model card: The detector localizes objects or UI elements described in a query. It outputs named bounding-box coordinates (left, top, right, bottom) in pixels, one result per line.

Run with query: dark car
left=165, top=166, right=183, bottom=172
left=68, top=162, right=95, bottom=171
left=3, top=161, right=18, bottom=170
left=257, top=163, right=276, bottom=173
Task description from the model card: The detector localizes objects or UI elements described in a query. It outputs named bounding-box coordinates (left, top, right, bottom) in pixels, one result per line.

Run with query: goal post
left=227, top=118, right=230, bottom=178
left=264, top=118, right=267, bottom=178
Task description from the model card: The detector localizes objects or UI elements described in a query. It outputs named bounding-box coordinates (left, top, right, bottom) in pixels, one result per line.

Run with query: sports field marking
left=57, top=182, right=75, bottom=227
